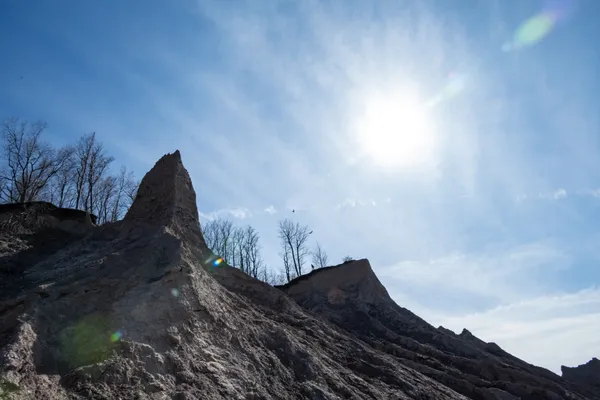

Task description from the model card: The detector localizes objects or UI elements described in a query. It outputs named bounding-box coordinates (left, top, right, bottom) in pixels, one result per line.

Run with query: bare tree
left=0, top=118, right=73, bottom=203
left=125, top=178, right=139, bottom=203
left=342, top=256, right=354, bottom=263
left=200, top=219, right=265, bottom=278
left=73, top=133, right=93, bottom=209
left=0, top=175, right=6, bottom=203
left=280, top=247, right=293, bottom=282
left=86, top=136, right=114, bottom=214
left=200, top=217, right=236, bottom=263
left=95, top=176, right=117, bottom=224
left=45, top=150, right=77, bottom=207
left=243, top=225, right=263, bottom=278
left=200, top=219, right=218, bottom=253
left=219, top=218, right=236, bottom=262
left=109, top=166, right=136, bottom=222
left=72, top=132, right=114, bottom=214
left=231, top=227, right=245, bottom=271
left=0, top=117, right=137, bottom=225
left=278, top=218, right=311, bottom=281
left=262, top=268, right=287, bottom=286
left=311, top=241, right=329, bottom=269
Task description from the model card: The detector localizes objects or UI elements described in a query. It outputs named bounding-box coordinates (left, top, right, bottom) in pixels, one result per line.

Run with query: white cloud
left=380, top=243, right=600, bottom=373
left=516, top=188, right=568, bottom=202
left=199, top=207, right=253, bottom=221
left=333, top=198, right=381, bottom=210
left=264, top=205, right=277, bottom=215
left=435, top=288, right=600, bottom=374
left=576, top=188, right=600, bottom=198
left=334, top=198, right=357, bottom=209
left=380, top=241, right=570, bottom=307
left=515, top=187, right=600, bottom=202
left=551, top=188, right=567, bottom=199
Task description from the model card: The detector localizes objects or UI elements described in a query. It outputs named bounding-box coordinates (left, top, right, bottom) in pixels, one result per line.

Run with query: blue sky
left=1, top=0, right=599, bottom=373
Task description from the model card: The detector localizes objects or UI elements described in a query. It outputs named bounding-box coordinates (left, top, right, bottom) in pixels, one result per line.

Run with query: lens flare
left=427, top=1, right=574, bottom=109
left=503, top=13, right=556, bottom=51
left=60, top=314, right=114, bottom=368
left=110, top=330, right=122, bottom=342
left=502, top=0, right=574, bottom=52
left=426, top=72, right=467, bottom=107
left=213, top=257, right=223, bottom=266
left=170, top=288, right=180, bottom=297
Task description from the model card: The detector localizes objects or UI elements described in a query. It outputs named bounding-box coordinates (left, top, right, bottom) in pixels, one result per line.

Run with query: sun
left=355, top=91, right=438, bottom=171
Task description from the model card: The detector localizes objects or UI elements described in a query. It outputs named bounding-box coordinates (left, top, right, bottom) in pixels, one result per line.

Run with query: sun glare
left=355, top=91, right=438, bottom=171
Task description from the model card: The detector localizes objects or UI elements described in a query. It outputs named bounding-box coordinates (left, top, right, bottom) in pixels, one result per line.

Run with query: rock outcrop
left=0, top=149, right=597, bottom=400
left=562, top=358, right=600, bottom=387
left=277, top=259, right=600, bottom=400
left=275, top=259, right=391, bottom=307
left=124, top=150, right=207, bottom=254
left=0, top=201, right=97, bottom=298
left=0, top=202, right=95, bottom=236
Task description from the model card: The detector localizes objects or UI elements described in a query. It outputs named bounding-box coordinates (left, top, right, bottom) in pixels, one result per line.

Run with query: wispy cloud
left=516, top=188, right=567, bottom=202
left=577, top=189, right=600, bottom=198
left=381, top=242, right=600, bottom=373
left=199, top=207, right=253, bottom=221
left=380, top=241, right=571, bottom=311
left=436, top=288, right=600, bottom=374
left=516, top=187, right=600, bottom=202
left=200, top=195, right=390, bottom=221
left=334, top=198, right=380, bottom=210
left=264, top=205, right=277, bottom=215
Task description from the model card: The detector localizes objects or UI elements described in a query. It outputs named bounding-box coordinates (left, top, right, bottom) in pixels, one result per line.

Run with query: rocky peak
left=124, top=150, right=207, bottom=251
left=0, top=201, right=95, bottom=237
left=459, top=328, right=486, bottom=345
left=276, top=259, right=392, bottom=307
left=437, top=326, right=456, bottom=335
left=562, top=357, right=600, bottom=386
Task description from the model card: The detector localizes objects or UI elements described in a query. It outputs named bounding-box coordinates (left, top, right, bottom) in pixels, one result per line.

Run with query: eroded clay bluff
left=0, top=150, right=597, bottom=400
left=562, top=358, right=600, bottom=388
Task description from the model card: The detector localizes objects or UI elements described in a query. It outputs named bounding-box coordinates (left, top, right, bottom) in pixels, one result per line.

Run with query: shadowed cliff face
left=275, top=259, right=391, bottom=306
left=124, top=150, right=208, bottom=253
left=0, top=201, right=96, bottom=234
left=562, top=358, right=600, bottom=387
left=277, top=259, right=600, bottom=400
left=0, top=150, right=597, bottom=400
left=0, top=151, right=465, bottom=400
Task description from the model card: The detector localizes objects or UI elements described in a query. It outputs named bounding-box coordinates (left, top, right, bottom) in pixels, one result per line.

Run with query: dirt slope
left=0, top=150, right=596, bottom=400
left=0, top=151, right=465, bottom=399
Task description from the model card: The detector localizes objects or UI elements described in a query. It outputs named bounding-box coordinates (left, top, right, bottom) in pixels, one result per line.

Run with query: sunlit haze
left=355, top=87, right=438, bottom=171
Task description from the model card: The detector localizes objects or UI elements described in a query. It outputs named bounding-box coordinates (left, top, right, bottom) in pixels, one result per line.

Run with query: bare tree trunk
left=281, top=249, right=292, bottom=282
